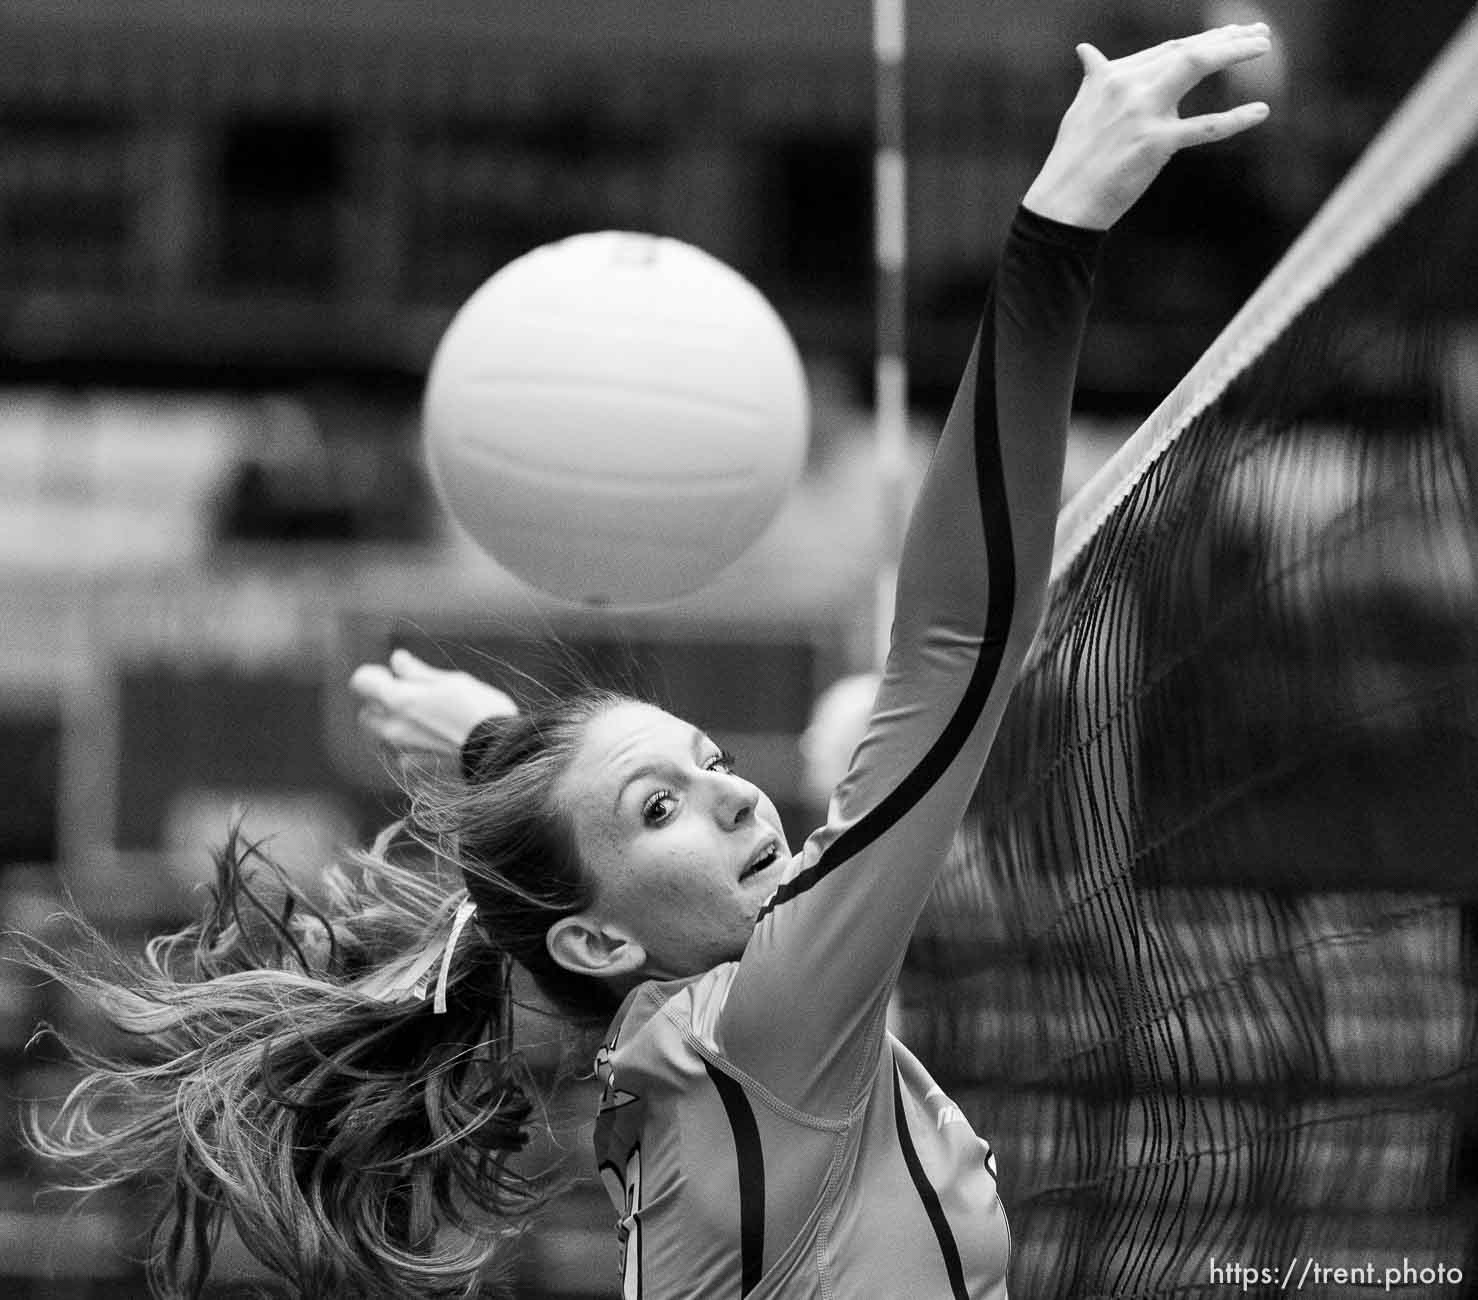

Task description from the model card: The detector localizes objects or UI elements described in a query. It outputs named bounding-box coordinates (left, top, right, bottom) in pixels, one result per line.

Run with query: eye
left=705, top=749, right=737, bottom=775
left=641, top=790, right=676, bottom=825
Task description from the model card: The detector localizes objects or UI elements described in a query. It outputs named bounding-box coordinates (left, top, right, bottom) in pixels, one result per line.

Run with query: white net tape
left=1053, top=4, right=1478, bottom=582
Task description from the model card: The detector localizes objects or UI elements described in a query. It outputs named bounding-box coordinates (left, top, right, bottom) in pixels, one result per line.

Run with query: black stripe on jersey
left=757, top=304, right=1013, bottom=925
left=891, top=1060, right=970, bottom=1300
left=703, top=1061, right=766, bottom=1295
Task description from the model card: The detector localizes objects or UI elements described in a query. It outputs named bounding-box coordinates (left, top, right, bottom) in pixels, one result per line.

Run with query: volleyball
left=422, top=231, right=810, bottom=606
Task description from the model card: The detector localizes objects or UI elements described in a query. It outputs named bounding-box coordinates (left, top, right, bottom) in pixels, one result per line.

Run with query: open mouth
left=740, top=841, right=781, bottom=881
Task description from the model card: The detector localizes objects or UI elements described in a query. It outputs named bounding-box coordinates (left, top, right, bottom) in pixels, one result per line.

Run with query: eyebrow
left=612, top=725, right=709, bottom=813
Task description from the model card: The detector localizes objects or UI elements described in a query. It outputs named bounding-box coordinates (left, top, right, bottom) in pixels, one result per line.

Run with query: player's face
left=556, top=701, right=792, bottom=979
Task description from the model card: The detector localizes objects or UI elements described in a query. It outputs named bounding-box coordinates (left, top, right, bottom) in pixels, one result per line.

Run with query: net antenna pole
left=872, top=0, right=910, bottom=669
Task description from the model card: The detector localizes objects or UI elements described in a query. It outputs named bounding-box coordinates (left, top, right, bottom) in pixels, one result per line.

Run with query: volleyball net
left=903, top=10, right=1478, bottom=1296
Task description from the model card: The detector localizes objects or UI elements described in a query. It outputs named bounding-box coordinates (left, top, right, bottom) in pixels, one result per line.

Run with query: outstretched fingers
left=1025, top=22, right=1273, bottom=229
left=349, top=662, right=397, bottom=706
left=356, top=704, right=421, bottom=750
left=1148, top=24, right=1272, bottom=101
left=1075, top=42, right=1111, bottom=77
left=350, top=651, right=454, bottom=708
left=1097, top=24, right=1259, bottom=77
left=1121, top=24, right=1273, bottom=153
left=1174, top=100, right=1271, bottom=148
left=388, top=647, right=441, bottom=679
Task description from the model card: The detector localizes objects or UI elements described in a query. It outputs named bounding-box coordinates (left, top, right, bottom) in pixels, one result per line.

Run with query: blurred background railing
left=1, top=0, right=1475, bottom=1295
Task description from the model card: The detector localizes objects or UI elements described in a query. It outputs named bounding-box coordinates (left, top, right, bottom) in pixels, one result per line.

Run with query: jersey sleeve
left=715, top=207, right=1104, bottom=1115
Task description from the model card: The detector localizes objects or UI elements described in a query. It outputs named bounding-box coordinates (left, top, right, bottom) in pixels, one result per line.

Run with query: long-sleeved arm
left=715, top=207, right=1103, bottom=1114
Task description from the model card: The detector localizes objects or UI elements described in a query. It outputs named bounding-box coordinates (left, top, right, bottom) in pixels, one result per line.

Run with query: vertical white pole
left=873, top=0, right=909, bottom=669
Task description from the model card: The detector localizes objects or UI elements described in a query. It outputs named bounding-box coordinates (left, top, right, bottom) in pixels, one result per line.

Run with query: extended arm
left=716, top=25, right=1272, bottom=1114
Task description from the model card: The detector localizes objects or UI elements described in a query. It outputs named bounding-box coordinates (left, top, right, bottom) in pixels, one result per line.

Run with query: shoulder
left=601, top=964, right=740, bottom=1075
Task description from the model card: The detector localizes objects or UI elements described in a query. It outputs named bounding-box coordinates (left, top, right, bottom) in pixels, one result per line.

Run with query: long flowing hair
left=24, top=686, right=629, bottom=1299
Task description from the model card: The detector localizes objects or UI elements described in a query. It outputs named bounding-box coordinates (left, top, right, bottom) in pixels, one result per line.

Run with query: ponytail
left=26, top=685, right=632, bottom=1297
left=25, top=825, right=557, bottom=1299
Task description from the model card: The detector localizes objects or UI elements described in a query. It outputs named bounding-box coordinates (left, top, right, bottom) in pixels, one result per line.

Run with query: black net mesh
left=903, top=16, right=1478, bottom=1299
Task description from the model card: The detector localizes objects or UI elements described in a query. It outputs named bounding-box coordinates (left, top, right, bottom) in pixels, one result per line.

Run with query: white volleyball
left=423, top=231, right=810, bottom=606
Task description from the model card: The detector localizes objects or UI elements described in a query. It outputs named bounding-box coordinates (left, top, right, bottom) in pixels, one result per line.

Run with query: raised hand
left=1023, top=23, right=1273, bottom=231
left=349, top=648, right=517, bottom=759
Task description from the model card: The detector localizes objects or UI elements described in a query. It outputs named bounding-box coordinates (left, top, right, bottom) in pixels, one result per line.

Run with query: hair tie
left=433, top=898, right=479, bottom=1014
left=359, top=893, right=478, bottom=1012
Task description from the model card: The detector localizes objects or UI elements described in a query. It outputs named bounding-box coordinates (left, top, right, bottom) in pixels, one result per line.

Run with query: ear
left=546, top=913, right=647, bottom=982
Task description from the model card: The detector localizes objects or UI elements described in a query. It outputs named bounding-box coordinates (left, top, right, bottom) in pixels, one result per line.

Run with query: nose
left=711, top=771, right=760, bottom=830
